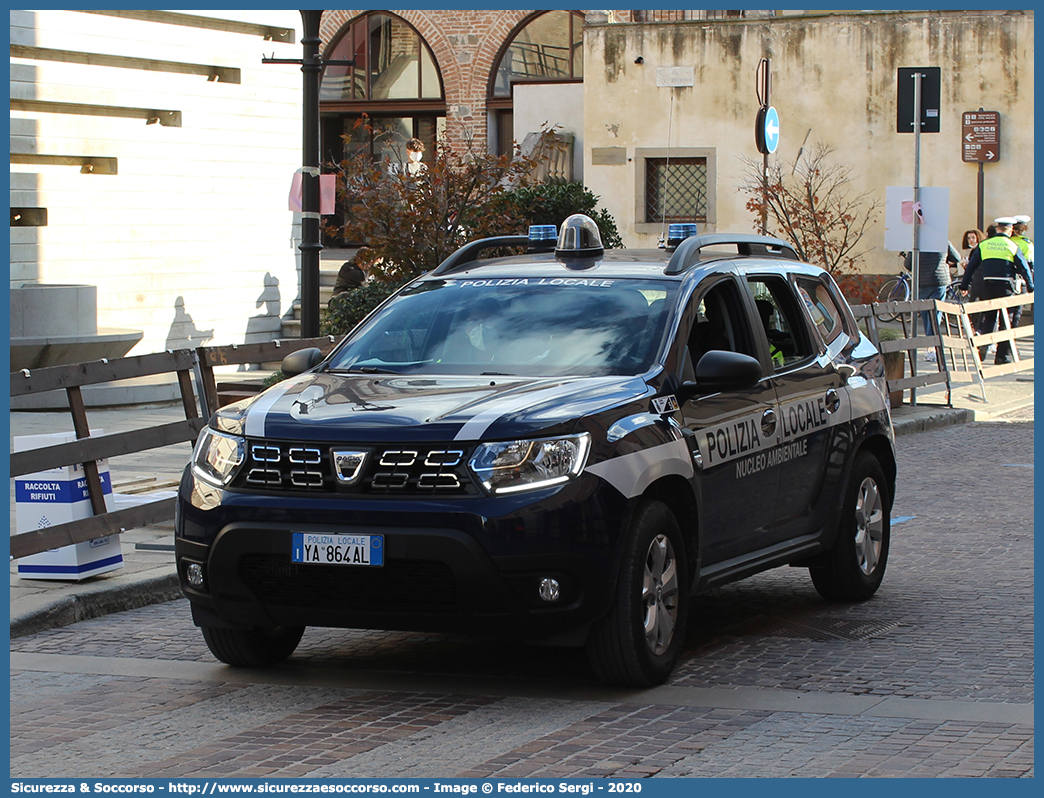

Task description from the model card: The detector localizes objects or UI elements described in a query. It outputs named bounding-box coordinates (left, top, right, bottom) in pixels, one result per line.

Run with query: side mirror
left=680, top=350, right=763, bottom=397
left=280, top=347, right=324, bottom=377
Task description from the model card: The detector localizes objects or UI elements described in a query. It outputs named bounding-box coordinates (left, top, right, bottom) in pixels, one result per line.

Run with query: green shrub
left=321, top=280, right=404, bottom=337
left=263, top=370, right=288, bottom=388
left=498, top=182, right=624, bottom=249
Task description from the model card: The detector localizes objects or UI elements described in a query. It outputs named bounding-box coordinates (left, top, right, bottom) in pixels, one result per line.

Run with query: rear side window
left=796, top=277, right=847, bottom=350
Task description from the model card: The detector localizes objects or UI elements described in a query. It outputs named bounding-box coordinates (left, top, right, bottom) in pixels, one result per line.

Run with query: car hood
left=232, top=372, right=650, bottom=443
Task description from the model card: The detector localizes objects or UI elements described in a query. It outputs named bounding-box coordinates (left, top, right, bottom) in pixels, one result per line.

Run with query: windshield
left=326, top=277, right=677, bottom=377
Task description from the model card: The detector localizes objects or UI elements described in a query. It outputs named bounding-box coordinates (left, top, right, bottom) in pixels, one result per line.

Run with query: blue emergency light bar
left=527, top=225, right=558, bottom=252
left=666, top=223, right=699, bottom=249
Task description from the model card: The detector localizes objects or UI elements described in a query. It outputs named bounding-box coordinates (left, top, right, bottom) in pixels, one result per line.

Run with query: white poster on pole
left=884, top=186, right=950, bottom=253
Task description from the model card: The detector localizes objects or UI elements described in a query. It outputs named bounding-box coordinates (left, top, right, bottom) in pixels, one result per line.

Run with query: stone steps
left=279, top=254, right=351, bottom=339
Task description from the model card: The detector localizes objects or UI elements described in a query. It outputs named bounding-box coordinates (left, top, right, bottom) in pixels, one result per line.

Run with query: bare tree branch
left=739, top=142, right=882, bottom=274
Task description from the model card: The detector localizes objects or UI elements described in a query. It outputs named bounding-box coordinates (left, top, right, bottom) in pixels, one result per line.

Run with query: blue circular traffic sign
left=755, top=106, right=780, bottom=155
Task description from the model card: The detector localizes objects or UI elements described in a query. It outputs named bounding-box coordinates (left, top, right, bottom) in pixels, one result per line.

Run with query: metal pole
left=976, top=106, right=985, bottom=232
left=757, top=58, right=770, bottom=235
left=299, top=9, right=323, bottom=339
left=910, top=70, right=922, bottom=404
left=977, top=163, right=985, bottom=233
left=761, top=153, right=768, bottom=235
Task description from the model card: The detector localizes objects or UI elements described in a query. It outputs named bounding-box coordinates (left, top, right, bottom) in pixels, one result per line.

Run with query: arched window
left=321, top=12, right=441, bottom=103
left=320, top=13, right=445, bottom=245
left=490, top=10, right=584, bottom=98
left=487, top=11, right=584, bottom=157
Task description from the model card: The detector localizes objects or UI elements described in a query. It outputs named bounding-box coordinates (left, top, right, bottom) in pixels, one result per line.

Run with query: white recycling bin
left=14, top=431, right=123, bottom=581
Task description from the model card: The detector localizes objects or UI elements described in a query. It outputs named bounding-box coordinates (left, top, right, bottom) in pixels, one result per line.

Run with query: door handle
left=760, top=409, right=777, bottom=438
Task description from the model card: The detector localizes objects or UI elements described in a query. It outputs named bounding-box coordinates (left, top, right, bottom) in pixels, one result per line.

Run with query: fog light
left=186, top=563, right=204, bottom=588
left=538, top=577, right=560, bottom=602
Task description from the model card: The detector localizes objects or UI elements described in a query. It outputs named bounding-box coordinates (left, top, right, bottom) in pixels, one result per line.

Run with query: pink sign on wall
left=288, top=172, right=336, bottom=215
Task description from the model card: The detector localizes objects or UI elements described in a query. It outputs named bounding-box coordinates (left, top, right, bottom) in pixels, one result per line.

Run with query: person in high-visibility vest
left=1011, top=215, right=1034, bottom=272
left=960, top=217, right=1034, bottom=364
left=1009, top=215, right=1034, bottom=347
left=755, top=299, right=786, bottom=367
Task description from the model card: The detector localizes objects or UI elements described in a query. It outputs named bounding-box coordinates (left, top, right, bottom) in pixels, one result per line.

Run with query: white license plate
left=291, top=533, right=384, bottom=566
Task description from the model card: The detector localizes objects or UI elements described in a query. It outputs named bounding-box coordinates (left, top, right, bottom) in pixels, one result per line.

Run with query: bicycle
left=943, top=279, right=967, bottom=305
left=875, top=271, right=911, bottom=322
left=877, top=256, right=966, bottom=323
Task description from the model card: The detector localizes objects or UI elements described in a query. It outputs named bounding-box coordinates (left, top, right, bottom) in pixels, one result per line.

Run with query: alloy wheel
left=642, top=534, right=680, bottom=655
left=854, top=476, right=885, bottom=575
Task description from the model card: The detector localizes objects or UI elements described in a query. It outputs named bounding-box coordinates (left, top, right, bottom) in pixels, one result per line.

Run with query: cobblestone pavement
left=9, top=421, right=1033, bottom=778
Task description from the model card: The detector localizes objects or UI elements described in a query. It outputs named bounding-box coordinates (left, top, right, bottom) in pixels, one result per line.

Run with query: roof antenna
left=792, top=128, right=812, bottom=175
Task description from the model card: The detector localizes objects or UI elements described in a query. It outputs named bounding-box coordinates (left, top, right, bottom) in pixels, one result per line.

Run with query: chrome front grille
left=244, top=442, right=325, bottom=489
left=235, top=440, right=474, bottom=495
left=369, top=447, right=467, bottom=492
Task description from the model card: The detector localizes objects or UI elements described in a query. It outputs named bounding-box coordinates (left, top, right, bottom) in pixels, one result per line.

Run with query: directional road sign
left=755, top=105, right=780, bottom=154
left=962, top=110, right=1001, bottom=163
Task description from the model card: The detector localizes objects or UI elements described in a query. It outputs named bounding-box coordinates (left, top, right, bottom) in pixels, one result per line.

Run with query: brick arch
left=318, top=9, right=459, bottom=105
left=402, top=11, right=467, bottom=108
left=472, top=10, right=544, bottom=99
left=317, top=9, right=538, bottom=147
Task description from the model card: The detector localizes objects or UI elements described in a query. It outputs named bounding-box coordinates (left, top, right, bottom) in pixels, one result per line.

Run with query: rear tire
left=586, top=500, right=689, bottom=687
left=810, top=453, right=890, bottom=601
left=201, top=624, right=305, bottom=667
left=876, top=277, right=909, bottom=323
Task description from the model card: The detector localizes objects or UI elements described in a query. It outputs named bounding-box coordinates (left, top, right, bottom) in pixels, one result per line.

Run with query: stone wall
left=583, top=10, right=1034, bottom=273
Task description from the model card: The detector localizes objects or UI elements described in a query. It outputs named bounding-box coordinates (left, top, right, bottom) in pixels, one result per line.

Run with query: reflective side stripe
left=585, top=438, right=693, bottom=499
left=695, top=409, right=779, bottom=469
left=776, top=391, right=847, bottom=444
left=696, top=390, right=852, bottom=470
left=845, top=376, right=888, bottom=419
left=243, top=376, right=310, bottom=438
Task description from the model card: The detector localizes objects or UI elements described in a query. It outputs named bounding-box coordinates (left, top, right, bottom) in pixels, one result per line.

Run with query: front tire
left=201, top=624, right=305, bottom=667
left=810, top=453, right=890, bottom=601
left=586, top=500, right=689, bottom=687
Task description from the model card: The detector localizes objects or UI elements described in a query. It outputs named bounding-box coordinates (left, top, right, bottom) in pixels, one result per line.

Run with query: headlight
left=469, top=433, right=591, bottom=495
left=192, top=427, right=245, bottom=487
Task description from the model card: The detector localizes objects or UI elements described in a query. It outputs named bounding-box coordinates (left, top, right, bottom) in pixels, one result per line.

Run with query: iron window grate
left=645, top=157, right=707, bottom=224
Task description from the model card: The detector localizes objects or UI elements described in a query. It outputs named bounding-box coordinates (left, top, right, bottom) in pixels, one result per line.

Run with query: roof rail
left=431, top=235, right=529, bottom=276
left=664, top=234, right=800, bottom=275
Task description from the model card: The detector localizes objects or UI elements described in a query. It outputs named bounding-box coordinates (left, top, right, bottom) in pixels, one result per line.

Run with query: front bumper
left=175, top=467, right=631, bottom=642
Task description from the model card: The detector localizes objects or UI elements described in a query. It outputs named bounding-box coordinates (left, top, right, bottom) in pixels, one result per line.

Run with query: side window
left=795, top=277, right=848, bottom=351
left=747, top=275, right=815, bottom=370
left=686, top=279, right=756, bottom=373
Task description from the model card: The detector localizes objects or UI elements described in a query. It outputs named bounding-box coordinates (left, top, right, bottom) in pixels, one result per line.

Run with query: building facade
left=9, top=9, right=587, bottom=357
left=9, top=9, right=1034, bottom=362
left=10, top=9, right=305, bottom=357
left=582, top=9, right=1034, bottom=272
left=315, top=10, right=586, bottom=185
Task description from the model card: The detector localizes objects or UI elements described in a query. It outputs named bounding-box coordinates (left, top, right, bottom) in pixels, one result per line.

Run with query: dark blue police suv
left=176, top=215, right=896, bottom=686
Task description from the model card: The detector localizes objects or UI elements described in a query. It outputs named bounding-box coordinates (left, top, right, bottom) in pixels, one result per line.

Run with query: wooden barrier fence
left=8, top=293, right=1032, bottom=561
left=10, top=336, right=340, bottom=560
left=852, top=292, right=1033, bottom=405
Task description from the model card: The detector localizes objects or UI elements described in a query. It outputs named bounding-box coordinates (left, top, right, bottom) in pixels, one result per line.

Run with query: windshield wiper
left=332, top=365, right=399, bottom=374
